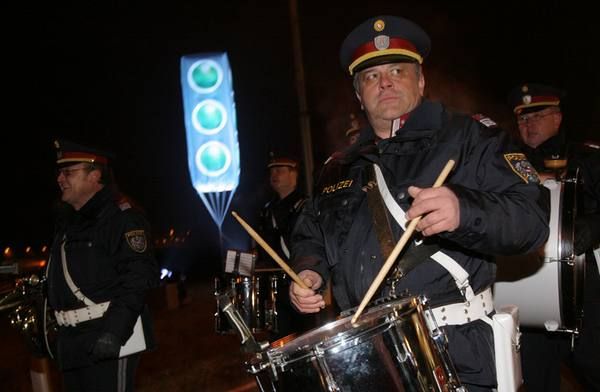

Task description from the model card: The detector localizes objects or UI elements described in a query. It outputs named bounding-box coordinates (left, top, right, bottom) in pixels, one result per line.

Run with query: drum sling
left=371, top=163, right=522, bottom=392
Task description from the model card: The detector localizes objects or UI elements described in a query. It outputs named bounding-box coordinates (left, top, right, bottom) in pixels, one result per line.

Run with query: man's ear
left=89, top=168, right=102, bottom=183
left=554, top=111, right=563, bottom=128
left=355, top=91, right=364, bottom=110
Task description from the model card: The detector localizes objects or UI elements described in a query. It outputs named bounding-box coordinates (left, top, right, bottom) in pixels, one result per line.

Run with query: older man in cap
left=46, top=139, right=158, bottom=392
left=288, top=15, right=550, bottom=391
left=508, top=83, right=600, bottom=392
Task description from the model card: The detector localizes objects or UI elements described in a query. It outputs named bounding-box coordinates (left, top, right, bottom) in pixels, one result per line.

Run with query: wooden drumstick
left=231, top=211, right=309, bottom=290
left=351, top=159, right=456, bottom=325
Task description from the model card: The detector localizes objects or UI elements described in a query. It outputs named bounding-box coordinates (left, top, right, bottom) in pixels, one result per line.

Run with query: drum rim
left=254, top=297, right=420, bottom=367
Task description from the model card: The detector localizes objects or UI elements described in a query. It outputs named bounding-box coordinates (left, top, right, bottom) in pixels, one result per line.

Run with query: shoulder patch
left=125, top=230, right=147, bottom=253
left=504, top=153, right=540, bottom=184
left=472, top=114, right=497, bottom=128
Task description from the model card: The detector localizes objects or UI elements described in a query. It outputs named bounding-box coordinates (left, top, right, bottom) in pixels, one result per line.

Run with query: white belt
left=54, top=301, right=110, bottom=327
left=424, top=287, right=493, bottom=327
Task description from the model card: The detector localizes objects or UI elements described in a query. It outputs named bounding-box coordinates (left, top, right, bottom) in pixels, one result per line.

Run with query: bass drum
left=494, top=169, right=585, bottom=331
left=247, top=296, right=462, bottom=392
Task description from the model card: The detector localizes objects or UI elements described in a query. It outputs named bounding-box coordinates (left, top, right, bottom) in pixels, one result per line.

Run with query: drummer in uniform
left=289, top=15, right=550, bottom=391
left=508, top=83, right=600, bottom=391
left=256, top=156, right=313, bottom=339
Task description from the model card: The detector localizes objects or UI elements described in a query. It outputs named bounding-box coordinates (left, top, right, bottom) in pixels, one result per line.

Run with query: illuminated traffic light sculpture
left=180, top=53, right=240, bottom=229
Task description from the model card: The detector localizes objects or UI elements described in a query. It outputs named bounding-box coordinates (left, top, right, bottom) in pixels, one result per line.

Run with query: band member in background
left=289, top=15, right=550, bottom=391
left=508, top=83, right=600, bottom=391
left=47, top=139, right=158, bottom=392
left=256, top=156, right=313, bottom=339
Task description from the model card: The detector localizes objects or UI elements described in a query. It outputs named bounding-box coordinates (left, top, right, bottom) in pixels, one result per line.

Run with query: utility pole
left=288, top=0, right=314, bottom=196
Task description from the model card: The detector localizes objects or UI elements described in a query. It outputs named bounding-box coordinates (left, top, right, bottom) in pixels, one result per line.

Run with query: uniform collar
left=77, top=186, right=114, bottom=220
left=356, top=99, right=443, bottom=141
left=401, top=99, right=444, bottom=131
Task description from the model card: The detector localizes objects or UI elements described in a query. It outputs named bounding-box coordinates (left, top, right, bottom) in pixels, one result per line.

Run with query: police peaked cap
left=340, top=15, right=431, bottom=76
left=267, top=157, right=298, bottom=169
left=508, top=83, right=565, bottom=115
left=54, top=139, right=114, bottom=165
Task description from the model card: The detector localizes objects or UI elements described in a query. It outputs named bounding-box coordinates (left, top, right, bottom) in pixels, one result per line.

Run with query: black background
left=3, top=0, right=598, bottom=264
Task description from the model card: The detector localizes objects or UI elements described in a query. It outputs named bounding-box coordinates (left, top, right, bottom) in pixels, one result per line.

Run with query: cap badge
left=373, top=19, right=385, bottom=32
left=374, top=35, right=390, bottom=51
left=522, top=95, right=532, bottom=105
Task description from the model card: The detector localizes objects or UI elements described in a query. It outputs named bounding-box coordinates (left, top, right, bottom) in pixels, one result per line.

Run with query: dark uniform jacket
left=291, top=100, right=550, bottom=386
left=257, top=189, right=306, bottom=268
left=46, top=186, right=159, bottom=370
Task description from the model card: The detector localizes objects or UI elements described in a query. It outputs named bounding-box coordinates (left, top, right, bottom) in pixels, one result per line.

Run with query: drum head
left=260, top=297, right=419, bottom=367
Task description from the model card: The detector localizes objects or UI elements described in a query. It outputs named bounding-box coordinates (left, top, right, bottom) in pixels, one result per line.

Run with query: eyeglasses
left=517, top=110, right=558, bottom=124
left=56, top=167, right=89, bottom=178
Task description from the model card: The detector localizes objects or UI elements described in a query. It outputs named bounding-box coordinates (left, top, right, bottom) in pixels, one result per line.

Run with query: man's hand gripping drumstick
left=351, top=159, right=456, bottom=325
left=231, top=211, right=309, bottom=290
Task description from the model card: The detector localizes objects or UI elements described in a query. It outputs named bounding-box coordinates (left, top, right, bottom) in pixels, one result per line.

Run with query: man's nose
left=378, top=73, right=392, bottom=88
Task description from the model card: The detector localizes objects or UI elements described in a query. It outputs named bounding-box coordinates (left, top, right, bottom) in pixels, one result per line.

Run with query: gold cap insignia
left=373, top=19, right=385, bottom=32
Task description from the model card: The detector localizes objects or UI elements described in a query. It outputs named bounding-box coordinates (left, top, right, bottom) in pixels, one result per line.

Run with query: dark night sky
left=2, top=0, right=599, bottom=261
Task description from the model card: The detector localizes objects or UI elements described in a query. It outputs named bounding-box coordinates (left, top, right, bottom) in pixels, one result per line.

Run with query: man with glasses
left=47, top=139, right=158, bottom=392
left=508, top=83, right=600, bottom=391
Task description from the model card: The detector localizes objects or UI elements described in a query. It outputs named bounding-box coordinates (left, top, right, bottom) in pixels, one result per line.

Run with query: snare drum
left=247, top=296, right=462, bottom=392
left=214, top=270, right=287, bottom=334
left=494, top=169, right=586, bottom=331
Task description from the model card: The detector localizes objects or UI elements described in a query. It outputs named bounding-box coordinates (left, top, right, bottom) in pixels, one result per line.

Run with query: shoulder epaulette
left=472, top=113, right=498, bottom=128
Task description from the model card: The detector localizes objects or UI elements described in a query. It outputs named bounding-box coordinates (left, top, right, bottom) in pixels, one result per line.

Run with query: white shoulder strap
left=271, top=214, right=290, bottom=259
left=373, top=164, right=408, bottom=229
left=60, top=236, right=96, bottom=306
left=373, top=164, right=475, bottom=301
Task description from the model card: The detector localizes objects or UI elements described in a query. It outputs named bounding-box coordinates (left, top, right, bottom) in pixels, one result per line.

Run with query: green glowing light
left=196, top=141, right=231, bottom=177
left=196, top=102, right=224, bottom=130
left=192, top=62, right=219, bottom=90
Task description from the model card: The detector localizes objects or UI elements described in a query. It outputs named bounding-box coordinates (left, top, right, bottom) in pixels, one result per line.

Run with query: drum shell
left=494, top=174, right=585, bottom=330
left=248, top=297, right=459, bottom=392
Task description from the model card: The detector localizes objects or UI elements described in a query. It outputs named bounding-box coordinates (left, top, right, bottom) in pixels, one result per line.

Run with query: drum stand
left=217, top=292, right=269, bottom=353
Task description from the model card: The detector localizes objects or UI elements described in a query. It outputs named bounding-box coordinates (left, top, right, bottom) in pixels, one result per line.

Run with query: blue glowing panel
left=180, top=53, right=240, bottom=193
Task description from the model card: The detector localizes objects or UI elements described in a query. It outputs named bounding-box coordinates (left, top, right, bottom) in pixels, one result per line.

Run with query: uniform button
left=317, top=210, right=321, bottom=216
left=370, top=255, right=377, bottom=261
left=341, top=199, right=348, bottom=206
left=88, top=242, right=92, bottom=247
left=397, top=192, right=405, bottom=200
left=474, top=217, right=482, bottom=226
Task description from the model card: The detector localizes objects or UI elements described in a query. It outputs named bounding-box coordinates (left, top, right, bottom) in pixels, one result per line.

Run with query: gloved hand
left=574, top=214, right=600, bottom=256
left=89, top=332, right=121, bottom=361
